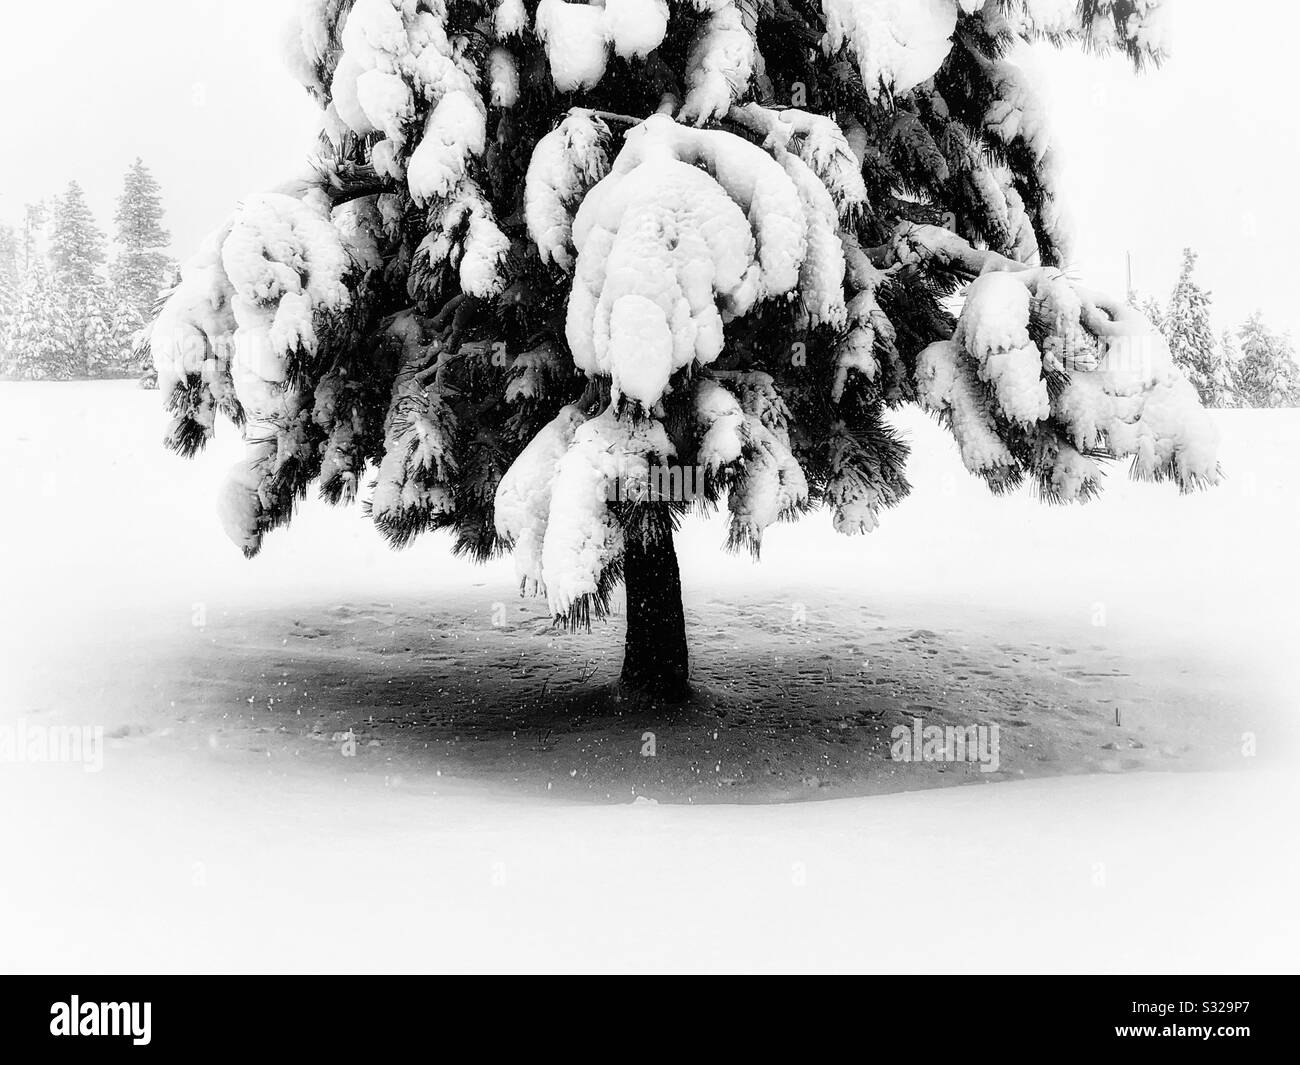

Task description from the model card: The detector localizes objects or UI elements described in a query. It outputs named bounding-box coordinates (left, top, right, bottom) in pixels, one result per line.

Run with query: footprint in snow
left=107, top=724, right=152, bottom=740
left=291, top=628, right=331, bottom=639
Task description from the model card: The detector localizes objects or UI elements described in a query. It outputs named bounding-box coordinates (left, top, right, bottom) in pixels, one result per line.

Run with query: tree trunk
left=620, top=509, right=690, bottom=702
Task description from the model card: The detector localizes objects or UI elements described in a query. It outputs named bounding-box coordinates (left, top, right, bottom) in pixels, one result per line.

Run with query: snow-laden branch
left=883, top=221, right=1145, bottom=337
left=149, top=186, right=388, bottom=553
left=726, top=104, right=868, bottom=219
left=819, top=0, right=1169, bottom=104
left=879, top=223, right=1220, bottom=497
left=525, top=110, right=615, bottom=271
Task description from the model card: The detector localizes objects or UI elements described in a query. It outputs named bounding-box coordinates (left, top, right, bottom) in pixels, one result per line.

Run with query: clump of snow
left=726, top=373, right=809, bottom=549
left=494, top=404, right=588, bottom=592
left=356, top=68, right=414, bottom=140
left=780, top=154, right=847, bottom=328
left=540, top=410, right=673, bottom=617
left=525, top=111, right=612, bottom=271
left=407, top=90, right=487, bottom=206
left=603, top=0, right=670, bottom=60
left=1016, top=0, right=1077, bottom=36
left=678, top=3, right=756, bottom=126
left=916, top=337, right=1017, bottom=478
left=1054, top=326, right=1221, bottom=492
left=567, top=157, right=746, bottom=398
left=998, top=171, right=1041, bottom=264
left=330, top=56, right=373, bottom=134
left=694, top=378, right=746, bottom=472
left=567, top=117, right=786, bottom=399
left=1131, top=1, right=1172, bottom=58
left=569, top=116, right=824, bottom=398
left=493, top=0, right=530, bottom=37
left=983, top=59, right=1051, bottom=162
left=534, top=0, right=669, bottom=92
left=608, top=294, right=675, bottom=407
left=150, top=222, right=239, bottom=433
left=280, top=4, right=327, bottom=96
left=458, top=207, right=512, bottom=299
left=954, top=271, right=1049, bottom=426
left=821, top=0, right=961, bottom=101
left=535, top=0, right=609, bottom=92
left=488, top=47, right=520, bottom=108
left=216, top=453, right=270, bottom=556
left=411, top=181, right=511, bottom=300
left=731, top=105, right=870, bottom=220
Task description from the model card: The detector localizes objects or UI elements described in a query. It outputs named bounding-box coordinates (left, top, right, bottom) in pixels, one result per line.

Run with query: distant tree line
left=0, top=159, right=175, bottom=382
left=1135, top=249, right=1300, bottom=409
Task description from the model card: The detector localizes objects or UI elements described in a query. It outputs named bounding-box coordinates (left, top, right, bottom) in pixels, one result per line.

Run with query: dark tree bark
left=620, top=508, right=690, bottom=702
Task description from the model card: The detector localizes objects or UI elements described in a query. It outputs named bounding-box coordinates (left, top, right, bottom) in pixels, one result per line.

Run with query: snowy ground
left=1, top=381, right=1297, bottom=972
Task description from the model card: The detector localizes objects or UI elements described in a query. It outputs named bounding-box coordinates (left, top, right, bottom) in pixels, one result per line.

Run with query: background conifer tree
left=9, top=262, right=71, bottom=380
left=48, top=181, right=109, bottom=377
left=111, top=158, right=175, bottom=355
left=1237, top=311, right=1300, bottom=408
left=1158, top=248, right=1235, bottom=407
left=0, top=225, right=19, bottom=376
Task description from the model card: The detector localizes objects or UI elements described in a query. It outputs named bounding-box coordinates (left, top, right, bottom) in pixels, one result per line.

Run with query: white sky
left=1, top=0, right=1295, bottom=335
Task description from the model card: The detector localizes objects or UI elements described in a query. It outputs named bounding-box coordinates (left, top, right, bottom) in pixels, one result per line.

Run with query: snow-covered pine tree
left=81, top=278, right=121, bottom=377
left=43, top=272, right=91, bottom=380
left=1217, top=326, right=1241, bottom=409
left=109, top=295, right=147, bottom=374
left=9, top=262, right=71, bottom=381
left=50, top=181, right=106, bottom=292
left=1236, top=311, right=1300, bottom=408
left=1132, top=289, right=1163, bottom=334
left=49, top=181, right=110, bottom=378
left=111, top=159, right=175, bottom=332
left=21, top=202, right=47, bottom=273
left=0, top=225, right=19, bottom=376
left=149, top=0, right=1219, bottom=701
left=1160, top=247, right=1233, bottom=408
